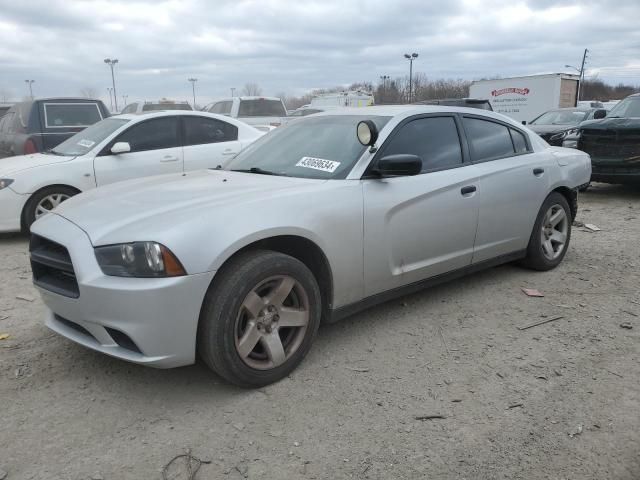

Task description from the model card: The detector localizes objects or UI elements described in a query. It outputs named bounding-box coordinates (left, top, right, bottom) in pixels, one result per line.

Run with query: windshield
left=238, top=99, right=286, bottom=117
left=607, top=96, right=640, bottom=118
left=531, top=109, right=588, bottom=125
left=142, top=103, right=192, bottom=111
left=50, top=118, right=129, bottom=156
left=227, top=115, right=391, bottom=179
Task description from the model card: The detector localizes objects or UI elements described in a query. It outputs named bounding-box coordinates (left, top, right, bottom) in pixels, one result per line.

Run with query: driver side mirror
left=521, top=120, right=527, bottom=125
left=374, top=154, right=422, bottom=177
left=111, top=142, right=131, bottom=154
left=593, top=109, right=607, bottom=120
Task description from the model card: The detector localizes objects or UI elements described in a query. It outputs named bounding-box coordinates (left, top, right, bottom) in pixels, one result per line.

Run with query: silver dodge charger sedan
left=29, top=106, right=591, bottom=387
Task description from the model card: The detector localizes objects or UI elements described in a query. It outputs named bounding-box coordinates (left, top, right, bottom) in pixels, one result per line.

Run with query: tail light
left=24, top=138, right=38, bottom=154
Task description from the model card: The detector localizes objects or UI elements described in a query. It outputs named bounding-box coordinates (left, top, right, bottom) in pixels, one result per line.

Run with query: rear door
left=461, top=115, right=551, bottom=263
left=94, top=116, right=183, bottom=186
left=362, top=115, right=481, bottom=296
left=38, top=101, right=105, bottom=151
left=181, top=115, right=242, bottom=170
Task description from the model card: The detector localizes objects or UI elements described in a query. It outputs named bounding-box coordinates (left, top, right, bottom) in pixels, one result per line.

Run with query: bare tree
left=80, top=87, right=98, bottom=99
left=242, top=83, right=263, bottom=96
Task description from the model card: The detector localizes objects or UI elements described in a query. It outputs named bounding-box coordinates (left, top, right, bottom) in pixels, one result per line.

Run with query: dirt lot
left=1, top=183, right=639, bottom=480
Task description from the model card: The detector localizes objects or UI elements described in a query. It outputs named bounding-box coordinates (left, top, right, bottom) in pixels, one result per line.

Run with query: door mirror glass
left=111, top=141, right=131, bottom=154
left=375, top=154, right=422, bottom=177
left=521, top=120, right=527, bottom=125
left=593, top=109, right=607, bottom=120
left=357, top=120, right=379, bottom=146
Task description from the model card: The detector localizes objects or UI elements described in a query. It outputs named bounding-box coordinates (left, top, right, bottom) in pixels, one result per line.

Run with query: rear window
left=142, top=103, right=192, bottom=112
left=43, top=103, right=103, bottom=128
left=238, top=99, right=286, bottom=117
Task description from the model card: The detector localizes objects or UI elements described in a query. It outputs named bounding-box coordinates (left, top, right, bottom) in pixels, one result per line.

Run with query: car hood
left=0, top=153, right=76, bottom=176
left=54, top=169, right=326, bottom=245
left=529, top=124, right=575, bottom=135
left=579, top=117, right=640, bottom=131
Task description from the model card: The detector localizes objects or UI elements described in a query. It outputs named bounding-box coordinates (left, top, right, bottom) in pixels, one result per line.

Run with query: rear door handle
left=160, top=155, right=179, bottom=162
left=533, top=167, right=544, bottom=176
left=461, top=185, right=477, bottom=196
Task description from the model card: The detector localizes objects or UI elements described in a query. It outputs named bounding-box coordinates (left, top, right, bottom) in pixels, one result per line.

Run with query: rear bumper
left=30, top=213, right=216, bottom=368
left=0, top=187, right=28, bottom=232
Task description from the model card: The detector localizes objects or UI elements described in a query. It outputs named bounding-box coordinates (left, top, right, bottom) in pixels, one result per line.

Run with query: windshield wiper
left=45, top=150, right=66, bottom=156
left=231, top=167, right=286, bottom=176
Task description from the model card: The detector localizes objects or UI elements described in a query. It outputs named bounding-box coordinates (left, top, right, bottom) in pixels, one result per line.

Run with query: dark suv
left=578, top=93, right=640, bottom=185
left=0, top=98, right=110, bottom=158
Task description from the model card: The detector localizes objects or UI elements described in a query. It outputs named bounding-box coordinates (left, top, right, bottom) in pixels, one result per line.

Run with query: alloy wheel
left=35, top=193, right=71, bottom=219
left=540, top=204, right=568, bottom=260
left=234, top=275, right=310, bottom=370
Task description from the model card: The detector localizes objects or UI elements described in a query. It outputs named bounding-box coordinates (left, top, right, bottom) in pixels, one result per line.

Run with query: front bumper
left=591, top=163, right=640, bottom=185
left=30, top=213, right=216, bottom=368
left=0, top=187, right=29, bottom=232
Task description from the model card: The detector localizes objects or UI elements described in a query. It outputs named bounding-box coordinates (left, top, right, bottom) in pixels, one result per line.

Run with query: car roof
left=313, top=105, right=504, bottom=118
left=115, top=110, right=234, bottom=120
left=214, top=96, right=282, bottom=102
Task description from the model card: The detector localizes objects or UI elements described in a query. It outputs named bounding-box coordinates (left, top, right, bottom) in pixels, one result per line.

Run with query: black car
left=528, top=108, right=599, bottom=146
left=577, top=93, right=640, bottom=185
left=414, top=98, right=493, bottom=111
left=0, top=98, right=110, bottom=158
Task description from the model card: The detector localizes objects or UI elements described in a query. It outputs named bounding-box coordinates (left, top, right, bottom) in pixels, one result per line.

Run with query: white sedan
left=0, top=111, right=263, bottom=232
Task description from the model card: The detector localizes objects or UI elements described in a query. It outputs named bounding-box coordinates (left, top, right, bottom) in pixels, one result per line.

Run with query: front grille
left=30, top=235, right=79, bottom=298
left=579, top=129, right=640, bottom=161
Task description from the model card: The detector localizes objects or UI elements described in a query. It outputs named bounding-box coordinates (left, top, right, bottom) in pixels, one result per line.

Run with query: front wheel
left=23, top=186, right=78, bottom=232
left=521, top=192, right=572, bottom=271
left=198, top=250, right=322, bottom=388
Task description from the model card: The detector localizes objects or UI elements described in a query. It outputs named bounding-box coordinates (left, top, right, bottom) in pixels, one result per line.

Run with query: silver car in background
left=29, top=106, right=591, bottom=387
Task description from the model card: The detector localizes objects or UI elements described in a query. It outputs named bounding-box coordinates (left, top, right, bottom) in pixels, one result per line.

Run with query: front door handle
left=222, top=150, right=238, bottom=156
left=461, top=185, right=477, bottom=196
left=533, top=167, right=544, bottom=176
left=160, top=155, right=179, bottom=162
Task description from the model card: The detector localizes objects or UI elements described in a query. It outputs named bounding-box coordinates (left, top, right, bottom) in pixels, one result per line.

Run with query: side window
left=381, top=116, right=463, bottom=172
left=113, top=117, right=179, bottom=153
left=210, top=101, right=232, bottom=115
left=183, top=116, right=238, bottom=145
left=463, top=117, right=516, bottom=161
left=510, top=128, right=529, bottom=154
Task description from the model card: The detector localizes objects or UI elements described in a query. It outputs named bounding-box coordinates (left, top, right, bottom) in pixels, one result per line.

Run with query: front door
left=94, top=116, right=183, bottom=186
left=362, top=115, right=480, bottom=297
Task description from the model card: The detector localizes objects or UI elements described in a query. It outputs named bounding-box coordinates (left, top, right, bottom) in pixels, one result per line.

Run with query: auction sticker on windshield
left=77, top=139, right=95, bottom=148
left=296, top=157, right=340, bottom=173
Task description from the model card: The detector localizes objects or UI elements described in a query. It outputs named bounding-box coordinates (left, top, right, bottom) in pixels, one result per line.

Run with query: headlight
left=94, top=241, right=186, bottom=277
left=0, top=179, right=14, bottom=190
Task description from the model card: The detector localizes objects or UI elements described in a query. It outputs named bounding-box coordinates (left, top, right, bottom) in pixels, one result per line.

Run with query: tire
left=198, top=250, right=322, bottom=388
left=521, top=192, right=572, bottom=271
left=22, top=186, right=78, bottom=232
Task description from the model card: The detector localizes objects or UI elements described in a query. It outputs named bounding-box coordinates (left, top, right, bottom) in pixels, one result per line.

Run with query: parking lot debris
left=584, top=224, right=601, bottom=232
left=568, top=424, right=583, bottom=438
left=345, top=366, right=370, bottom=373
left=572, top=220, right=585, bottom=227
left=232, top=422, right=245, bottom=431
left=414, top=414, right=446, bottom=421
left=0, top=333, right=9, bottom=340
left=507, top=403, right=523, bottom=409
left=0, top=468, right=6, bottom=480
left=162, top=450, right=211, bottom=480
left=0, top=315, right=8, bottom=321
left=15, top=294, right=35, bottom=302
left=619, top=322, right=633, bottom=330
left=438, top=325, right=450, bottom=356
left=621, top=310, right=638, bottom=317
left=517, top=316, right=564, bottom=331
left=521, top=288, right=544, bottom=297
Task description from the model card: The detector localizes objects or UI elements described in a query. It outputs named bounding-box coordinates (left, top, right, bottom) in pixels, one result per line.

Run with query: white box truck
left=469, top=73, right=580, bottom=123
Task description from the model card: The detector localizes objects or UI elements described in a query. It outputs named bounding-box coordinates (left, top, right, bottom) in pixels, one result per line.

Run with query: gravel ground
left=1, top=183, right=639, bottom=480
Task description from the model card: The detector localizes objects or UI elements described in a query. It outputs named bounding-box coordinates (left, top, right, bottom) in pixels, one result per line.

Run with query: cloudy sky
left=1, top=0, right=639, bottom=108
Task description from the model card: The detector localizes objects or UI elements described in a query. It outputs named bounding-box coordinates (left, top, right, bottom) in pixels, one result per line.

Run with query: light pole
left=188, top=78, right=198, bottom=108
left=107, top=87, right=113, bottom=111
left=104, top=58, right=119, bottom=111
left=565, top=48, right=588, bottom=105
left=404, top=53, right=418, bottom=103
left=122, top=94, right=128, bottom=106
left=230, top=87, right=236, bottom=97
left=25, top=80, right=35, bottom=99
left=379, top=75, right=390, bottom=103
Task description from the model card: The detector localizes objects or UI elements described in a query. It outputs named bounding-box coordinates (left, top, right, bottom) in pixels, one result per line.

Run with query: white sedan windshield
left=50, top=118, right=129, bottom=156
